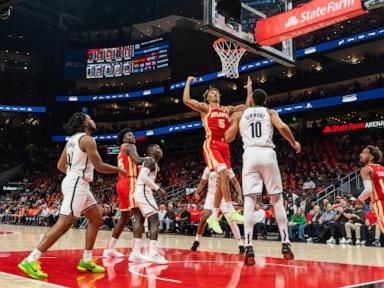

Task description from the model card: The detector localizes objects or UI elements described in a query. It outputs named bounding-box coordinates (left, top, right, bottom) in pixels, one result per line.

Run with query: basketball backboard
left=204, top=0, right=295, bottom=67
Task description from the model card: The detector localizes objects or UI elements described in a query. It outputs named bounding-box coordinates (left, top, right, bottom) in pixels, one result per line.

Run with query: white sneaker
left=355, top=239, right=361, bottom=245
left=345, top=238, right=352, bottom=245
left=128, top=252, right=148, bottom=262
left=326, top=237, right=336, bottom=245
left=360, top=240, right=366, bottom=246
left=306, top=237, right=313, bottom=243
left=147, top=253, right=168, bottom=265
left=103, top=249, right=124, bottom=258
left=339, top=237, right=347, bottom=244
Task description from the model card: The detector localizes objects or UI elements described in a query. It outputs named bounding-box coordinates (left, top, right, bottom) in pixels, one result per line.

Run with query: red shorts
left=373, top=199, right=384, bottom=233
left=203, top=139, right=231, bottom=170
left=116, top=177, right=136, bottom=211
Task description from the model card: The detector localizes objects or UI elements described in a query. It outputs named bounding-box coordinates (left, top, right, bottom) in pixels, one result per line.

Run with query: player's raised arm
left=357, top=167, right=373, bottom=203
left=124, top=144, right=149, bottom=165
left=269, top=110, right=301, bottom=154
left=228, top=76, right=253, bottom=114
left=57, top=146, right=67, bottom=174
left=225, top=112, right=243, bottom=143
left=183, top=76, right=209, bottom=113
left=81, top=136, right=127, bottom=175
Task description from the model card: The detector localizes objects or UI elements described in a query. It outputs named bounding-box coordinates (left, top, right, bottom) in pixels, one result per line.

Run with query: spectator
left=178, top=205, right=191, bottom=234
left=344, top=202, right=366, bottom=245
left=306, top=205, right=322, bottom=243
left=254, top=203, right=266, bottom=240
left=288, top=208, right=307, bottom=242
left=303, top=177, right=316, bottom=193
left=328, top=199, right=351, bottom=244
left=285, top=196, right=297, bottom=221
left=365, top=202, right=381, bottom=246
left=319, top=203, right=337, bottom=243
left=165, top=204, right=176, bottom=232
left=158, top=204, right=168, bottom=232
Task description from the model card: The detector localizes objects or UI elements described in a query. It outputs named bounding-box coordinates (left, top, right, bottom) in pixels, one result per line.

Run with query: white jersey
left=65, top=132, right=94, bottom=182
left=202, top=167, right=217, bottom=196
left=239, top=106, right=275, bottom=150
left=136, top=163, right=159, bottom=192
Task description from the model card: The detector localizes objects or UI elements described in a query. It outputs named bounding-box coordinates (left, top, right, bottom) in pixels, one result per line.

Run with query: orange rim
left=213, top=38, right=247, bottom=53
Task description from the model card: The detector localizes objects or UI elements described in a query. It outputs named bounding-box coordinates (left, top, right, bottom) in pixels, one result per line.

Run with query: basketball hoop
left=213, top=38, right=246, bottom=79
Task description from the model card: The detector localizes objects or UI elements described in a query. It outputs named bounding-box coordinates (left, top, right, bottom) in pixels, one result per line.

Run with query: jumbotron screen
left=85, top=38, right=169, bottom=79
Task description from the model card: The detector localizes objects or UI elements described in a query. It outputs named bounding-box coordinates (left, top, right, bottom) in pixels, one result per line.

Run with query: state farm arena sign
left=323, top=120, right=384, bottom=134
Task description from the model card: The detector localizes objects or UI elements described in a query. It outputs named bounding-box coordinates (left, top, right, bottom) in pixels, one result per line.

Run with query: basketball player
left=103, top=128, right=149, bottom=258
left=225, top=89, right=301, bottom=265
left=191, top=166, right=245, bottom=253
left=357, top=146, right=384, bottom=232
left=130, top=144, right=167, bottom=264
left=18, top=112, right=127, bottom=279
left=183, top=76, right=252, bottom=234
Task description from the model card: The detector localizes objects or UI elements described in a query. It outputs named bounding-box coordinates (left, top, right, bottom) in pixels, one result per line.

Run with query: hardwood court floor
left=1, top=225, right=384, bottom=288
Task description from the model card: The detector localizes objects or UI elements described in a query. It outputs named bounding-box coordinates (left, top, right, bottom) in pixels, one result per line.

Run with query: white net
left=213, top=38, right=246, bottom=79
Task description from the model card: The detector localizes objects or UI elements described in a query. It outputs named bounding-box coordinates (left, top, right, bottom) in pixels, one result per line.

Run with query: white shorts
left=242, top=147, right=283, bottom=196
left=203, top=192, right=228, bottom=214
left=60, top=176, right=97, bottom=218
left=133, top=185, right=158, bottom=217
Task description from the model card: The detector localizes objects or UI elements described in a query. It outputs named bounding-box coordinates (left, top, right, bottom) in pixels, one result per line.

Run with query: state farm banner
left=256, top=0, right=367, bottom=46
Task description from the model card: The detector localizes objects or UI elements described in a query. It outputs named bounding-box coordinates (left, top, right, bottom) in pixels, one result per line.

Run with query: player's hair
left=366, top=145, right=383, bottom=163
left=65, top=112, right=87, bottom=135
left=203, top=87, right=220, bottom=103
left=117, top=128, right=133, bottom=146
left=252, top=89, right=268, bottom=106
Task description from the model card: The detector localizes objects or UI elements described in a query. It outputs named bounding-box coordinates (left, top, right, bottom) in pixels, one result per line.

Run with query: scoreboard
left=86, top=38, right=169, bottom=79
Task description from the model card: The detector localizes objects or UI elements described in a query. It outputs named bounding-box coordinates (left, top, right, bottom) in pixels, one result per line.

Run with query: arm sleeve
left=202, top=167, right=210, bottom=181
left=138, top=167, right=160, bottom=191
left=358, top=180, right=373, bottom=202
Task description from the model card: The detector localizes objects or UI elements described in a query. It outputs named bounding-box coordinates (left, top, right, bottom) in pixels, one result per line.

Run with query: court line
left=128, top=265, right=182, bottom=284
left=0, top=271, right=68, bottom=288
left=167, top=260, right=308, bottom=269
left=339, top=278, right=384, bottom=288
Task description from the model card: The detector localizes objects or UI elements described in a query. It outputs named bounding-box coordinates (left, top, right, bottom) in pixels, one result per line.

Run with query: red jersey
left=203, top=106, right=230, bottom=141
left=367, top=164, right=384, bottom=201
left=117, top=144, right=140, bottom=181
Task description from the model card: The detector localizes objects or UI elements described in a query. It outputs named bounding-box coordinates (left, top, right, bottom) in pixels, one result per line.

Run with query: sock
left=149, top=240, right=157, bottom=255
left=211, top=208, right=219, bottom=219
left=195, top=234, right=202, bottom=242
left=27, top=249, right=43, bottom=263
left=226, top=217, right=243, bottom=245
left=132, top=238, right=141, bottom=254
left=108, top=237, right=118, bottom=250
left=244, top=195, right=256, bottom=247
left=225, top=202, right=235, bottom=213
left=83, top=250, right=92, bottom=262
left=270, top=194, right=290, bottom=243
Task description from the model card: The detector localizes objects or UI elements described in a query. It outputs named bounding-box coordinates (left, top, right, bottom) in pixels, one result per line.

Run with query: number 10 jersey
left=239, top=106, right=275, bottom=150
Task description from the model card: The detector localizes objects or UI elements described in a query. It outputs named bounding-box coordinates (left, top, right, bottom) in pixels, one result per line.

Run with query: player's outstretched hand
left=157, top=188, right=166, bottom=199
left=119, top=168, right=127, bottom=177
left=243, top=76, right=252, bottom=89
left=293, top=141, right=301, bottom=154
left=187, top=76, right=197, bottom=83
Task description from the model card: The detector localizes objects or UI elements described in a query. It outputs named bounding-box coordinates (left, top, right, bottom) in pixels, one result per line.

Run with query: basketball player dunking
left=191, top=166, right=245, bottom=253
left=183, top=76, right=252, bottom=234
left=225, top=89, right=301, bottom=265
left=18, top=112, right=127, bottom=279
left=357, top=146, right=384, bottom=233
left=103, top=128, right=149, bottom=258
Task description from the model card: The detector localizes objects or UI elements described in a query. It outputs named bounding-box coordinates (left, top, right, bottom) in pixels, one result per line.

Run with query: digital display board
left=85, top=38, right=170, bottom=79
